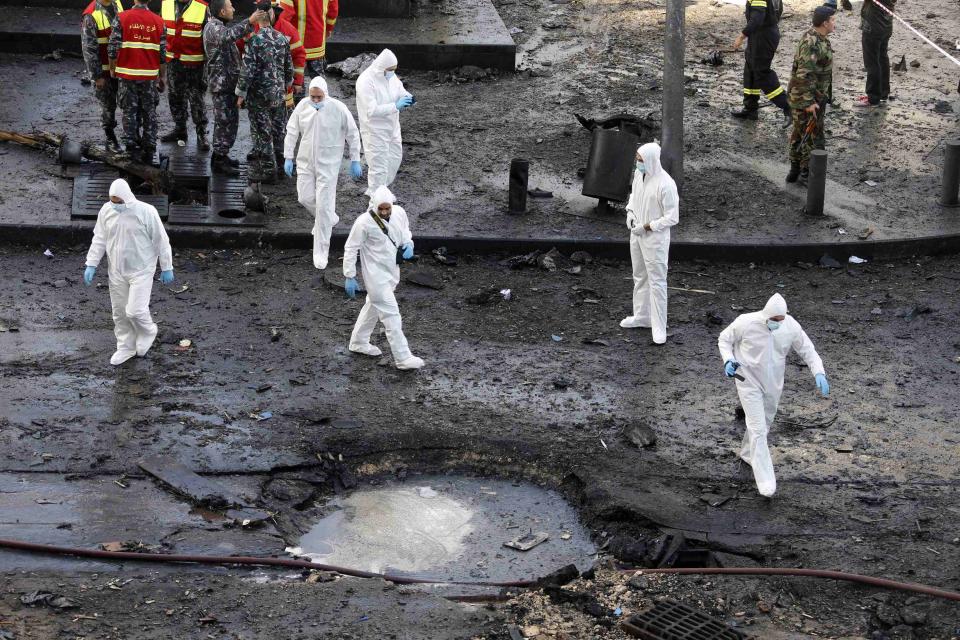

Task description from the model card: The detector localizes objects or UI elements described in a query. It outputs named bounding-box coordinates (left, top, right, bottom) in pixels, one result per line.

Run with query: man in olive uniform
left=855, top=0, right=897, bottom=108
left=786, top=6, right=835, bottom=186
left=82, top=0, right=124, bottom=149
left=203, top=0, right=264, bottom=175
left=236, top=4, right=293, bottom=183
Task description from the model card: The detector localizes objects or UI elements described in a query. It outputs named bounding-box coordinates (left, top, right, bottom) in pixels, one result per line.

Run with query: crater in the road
left=285, top=475, right=596, bottom=585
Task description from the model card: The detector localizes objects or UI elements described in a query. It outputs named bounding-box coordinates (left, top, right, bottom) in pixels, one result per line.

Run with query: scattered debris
left=505, top=531, right=549, bottom=552
left=570, top=250, right=592, bottom=264
left=895, top=305, right=932, bottom=321
left=325, top=53, right=376, bottom=79
left=418, top=486, right=438, bottom=498
left=500, top=288, right=512, bottom=301
left=848, top=256, right=868, bottom=264
left=405, top=270, right=445, bottom=290
left=623, top=424, right=657, bottom=449
left=466, top=286, right=506, bottom=305
left=168, top=284, right=189, bottom=294
left=270, top=327, right=281, bottom=342
left=700, top=50, right=724, bottom=66
left=818, top=254, right=841, bottom=268
left=20, top=591, right=78, bottom=610
left=251, top=410, right=273, bottom=421
left=527, top=187, right=553, bottom=198
left=43, top=249, right=54, bottom=258
left=893, top=55, right=907, bottom=72
left=431, top=246, right=458, bottom=266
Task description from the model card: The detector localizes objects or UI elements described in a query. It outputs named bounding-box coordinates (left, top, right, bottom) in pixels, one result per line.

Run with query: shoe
left=136, top=324, right=158, bottom=356
left=730, top=108, right=759, bottom=121
left=141, top=148, right=156, bottom=166
left=853, top=95, right=878, bottom=108
left=396, top=356, right=425, bottom=370
left=110, top=348, right=137, bottom=366
left=785, top=162, right=801, bottom=183
left=781, top=107, right=792, bottom=129
left=619, top=316, right=650, bottom=329
left=160, top=127, right=187, bottom=143
left=211, top=153, right=240, bottom=176
left=105, top=128, right=120, bottom=151
left=797, top=167, right=809, bottom=186
left=196, top=131, right=210, bottom=152
left=349, top=343, right=382, bottom=357
left=651, top=333, right=667, bottom=345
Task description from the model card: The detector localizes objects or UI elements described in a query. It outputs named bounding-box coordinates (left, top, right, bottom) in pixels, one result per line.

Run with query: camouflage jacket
left=787, top=28, right=833, bottom=110
left=202, top=15, right=253, bottom=94
left=81, top=2, right=119, bottom=78
left=235, top=25, right=293, bottom=106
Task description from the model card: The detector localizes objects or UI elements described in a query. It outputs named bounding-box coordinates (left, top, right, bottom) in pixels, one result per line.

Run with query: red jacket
left=114, top=6, right=165, bottom=80
left=162, top=0, right=208, bottom=66
left=239, top=16, right=305, bottom=105
left=277, top=0, right=337, bottom=61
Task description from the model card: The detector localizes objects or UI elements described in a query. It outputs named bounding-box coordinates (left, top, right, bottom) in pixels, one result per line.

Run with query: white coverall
left=355, top=49, right=411, bottom=197
left=85, top=179, right=173, bottom=365
left=718, top=294, right=826, bottom=497
left=343, top=187, right=415, bottom=364
left=623, top=142, right=680, bottom=344
left=284, top=76, right=362, bottom=270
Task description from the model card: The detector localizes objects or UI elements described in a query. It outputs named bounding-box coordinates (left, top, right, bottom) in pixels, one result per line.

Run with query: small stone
left=522, top=625, right=541, bottom=638
left=627, top=574, right=650, bottom=590
left=910, top=59, right=920, bottom=68
left=871, top=307, right=883, bottom=315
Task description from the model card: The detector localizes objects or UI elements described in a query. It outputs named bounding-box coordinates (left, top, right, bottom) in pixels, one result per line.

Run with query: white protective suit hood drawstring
left=637, top=142, right=664, bottom=177
left=309, top=75, right=327, bottom=100
left=370, top=49, right=398, bottom=74
left=762, top=293, right=788, bottom=318
left=109, top=179, right=137, bottom=204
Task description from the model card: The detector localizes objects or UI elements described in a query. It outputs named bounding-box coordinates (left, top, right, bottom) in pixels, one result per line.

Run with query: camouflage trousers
left=788, top=106, right=826, bottom=168
left=248, top=101, right=286, bottom=177
left=118, top=79, right=160, bottom=153
left=95, top=76, right=120, bottom=131
left=167, top=60, right=208, bottom=132
left=210, top=91, right=239, bottom=156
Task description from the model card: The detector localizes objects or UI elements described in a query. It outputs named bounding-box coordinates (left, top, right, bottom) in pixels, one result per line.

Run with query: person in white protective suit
left=355, top=49, right=414, bottom=197
left=620, top=142, right=680, bottom=344
left=718, top=293, right=830, bottom=497
left=283, top=75, right=363, bottom=270
left=342, top=186, right=424, bottom=370
left=83, top=179, right=174, bottom=366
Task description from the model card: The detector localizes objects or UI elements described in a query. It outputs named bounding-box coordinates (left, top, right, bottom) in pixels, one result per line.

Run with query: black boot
left=797, top=166, right=809, bottom=186
left=105, top=128, right=120, bottom=151
left=251, top=156, right=276, bottom=185
left=211, top=153, right=240, bottom=176
left=782, top=107, right=792, bottom=129
left=785, top=162, right=801, bottom=183
left=196, top=128, right=210, bottom=152
left=274, top=153, right=286, bottom=180
left=141, top=147, right=156, bottom=166
left=731, top=107, right=759, bottom=121
left=160, top=127, right=187, bottom=143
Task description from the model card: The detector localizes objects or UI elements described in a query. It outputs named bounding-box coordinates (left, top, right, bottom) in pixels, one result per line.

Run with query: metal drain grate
left=72, top=168, right=168, bottom=220
left=161, top=142, right=211, bottom=188
left=621, top=600, right=746, bottom=640
left=168, top=203, right=265, bottom=227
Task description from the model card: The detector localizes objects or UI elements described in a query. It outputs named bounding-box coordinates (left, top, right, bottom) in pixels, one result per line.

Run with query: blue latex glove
left=350, top=160, right=363, bottom=179
left=724, top=360, right=740, bottom=378
left=402, top=243, right=414, bottom=260
left=284, top=159, right=294, bottom=177
left=395, top=95, right=414, bottom=111
left=815, top=373, right=830, bottom=397
left=83, top=266, right=96, bottom=286
left=344, top=277, right=359, bottom=299
left=160, top=270, right=174, bottom=285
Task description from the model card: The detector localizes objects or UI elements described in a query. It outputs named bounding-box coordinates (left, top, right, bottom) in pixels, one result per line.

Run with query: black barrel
left=509, top=158, right=529, bottom=214
left=582, top=128, right=640, bottom=202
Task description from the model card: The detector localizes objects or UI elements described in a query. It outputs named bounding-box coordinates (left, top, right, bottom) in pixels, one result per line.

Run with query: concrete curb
left=4, top=223, right=960, bottom=263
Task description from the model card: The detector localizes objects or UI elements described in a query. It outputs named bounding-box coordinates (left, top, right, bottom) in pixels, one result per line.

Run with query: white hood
left=109, top=178, right=137, bottom=204
left=309, top=75, right=328, bottom=98
left=637, top=142, right=664, bottom=177
left=370, top=185, right=396, bottom=210
left=370, top=49, right=398, bottom=74
left=762, top=293, right=788, bottom=317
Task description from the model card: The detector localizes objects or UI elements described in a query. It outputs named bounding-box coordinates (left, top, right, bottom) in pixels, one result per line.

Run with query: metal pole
left=508, top=158, right=529, bottom=214
left=804, top=150, right=828, bottom=216
left=661, top=0, right=685, bottom=187
left=940, top=138, right=960, bottom=207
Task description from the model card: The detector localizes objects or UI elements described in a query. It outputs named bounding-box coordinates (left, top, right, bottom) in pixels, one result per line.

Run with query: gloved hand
left=344, top=277, right=359, bottom=299
left=631, top=224, right=644, bottom=236
left=350, top=160, right=363, bottom=179
left=284, top=159, right=294, bottom=177
left=83, top=266, right=96, bottom=286
left=395, top=95, right=414, bottom=111
left=724, top=360, right=740, bottom=378
left=815, top=373, right=830, bottom=397
left=626, top=213, right=637, bottom=230
left=160, top=270, right=174, bottom=285
left=402, top=243, right=414, bottom=260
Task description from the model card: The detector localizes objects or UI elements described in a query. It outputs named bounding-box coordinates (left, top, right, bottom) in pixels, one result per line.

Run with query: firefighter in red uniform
left=108, top=0, right=166, bottom=164
left=277, top=0, right=336, bottom=79
left=82, top=0, right=125, bottom=149
left=159, top=0, right=210, bottom=149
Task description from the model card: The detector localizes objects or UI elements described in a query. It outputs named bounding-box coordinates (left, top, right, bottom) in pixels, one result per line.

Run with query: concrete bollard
left=508, top=158, right=529, bottom=214
left=940, top=139, right=960, bottom=207
left=804, top=150, right=828, bottom=216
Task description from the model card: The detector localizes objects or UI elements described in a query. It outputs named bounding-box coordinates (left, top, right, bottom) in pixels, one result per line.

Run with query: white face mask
left=767, top=319, right=781, bottom=331
left=384, top=70, right=396, bottom=79
left=310, top=101, right=325, bottom=110
left=636, top=162, right=645, bottom=174
left=111, top=202, right=128, bottom=212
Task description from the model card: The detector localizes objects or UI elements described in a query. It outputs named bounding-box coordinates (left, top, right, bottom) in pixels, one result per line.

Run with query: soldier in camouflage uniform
left=203, top=0, right=264, bottom=176
left=82, top=0, right=123, bottom=149
left=236, top=5, right=293, bottom=184
left=108, top=0, right=167, bottom=164
left=786, top=5, right=835, bottom=186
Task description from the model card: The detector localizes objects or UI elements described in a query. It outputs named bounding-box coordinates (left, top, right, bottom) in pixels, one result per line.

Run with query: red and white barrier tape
left=867, top=0, right=960, bottom=68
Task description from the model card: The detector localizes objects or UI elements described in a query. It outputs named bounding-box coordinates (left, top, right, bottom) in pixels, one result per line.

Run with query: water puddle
left=287, top=475, right=595, bottom=587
